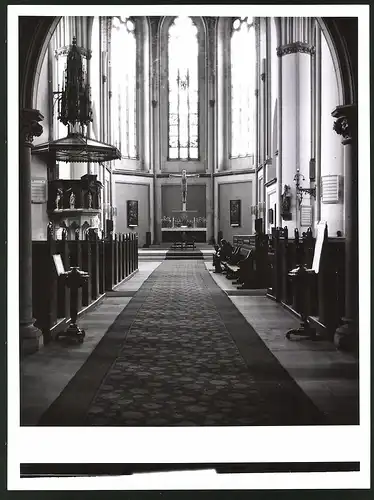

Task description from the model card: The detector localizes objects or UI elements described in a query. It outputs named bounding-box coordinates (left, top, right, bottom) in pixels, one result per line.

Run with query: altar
left=161, top=170, right=207, bottom=243
left=161, top=227, right=207, bottom=243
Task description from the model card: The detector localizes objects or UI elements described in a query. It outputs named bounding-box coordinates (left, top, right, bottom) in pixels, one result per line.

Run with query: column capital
left=277, top=42, right=315, bottom=57
left=20, top=108, right=44, bottom=146
left=332, top=103, right=357, bottom=145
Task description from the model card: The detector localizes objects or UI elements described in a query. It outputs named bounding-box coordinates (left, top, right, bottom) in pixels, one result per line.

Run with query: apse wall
left=218, top=181, right=252, bottom=242
left=114, top=181, right=151, bottom=247
left=161, top=185, right=206, bottom=218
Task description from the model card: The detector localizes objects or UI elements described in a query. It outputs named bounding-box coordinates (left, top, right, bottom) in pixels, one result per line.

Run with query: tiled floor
left=205, top=262, right=359, bottom=424
left=21, top=258, right=358, bottom=426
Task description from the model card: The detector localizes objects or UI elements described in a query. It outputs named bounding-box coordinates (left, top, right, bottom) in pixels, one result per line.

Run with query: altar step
left=138, top=248, right=214, bottom=261
left=165, top=250, right=204, bottom=260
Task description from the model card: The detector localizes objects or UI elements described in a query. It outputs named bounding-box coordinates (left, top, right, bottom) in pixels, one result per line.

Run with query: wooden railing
left=267, top=227, right=345, bottom=340
left=32, top=230, right=138, bottom=343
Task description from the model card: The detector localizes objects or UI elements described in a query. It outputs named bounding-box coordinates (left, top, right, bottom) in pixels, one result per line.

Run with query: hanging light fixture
left=294, top=168, right=316, bottom=205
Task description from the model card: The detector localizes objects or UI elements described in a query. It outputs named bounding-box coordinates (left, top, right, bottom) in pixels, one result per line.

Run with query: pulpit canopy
left=32, top=133, right=122, bottom=163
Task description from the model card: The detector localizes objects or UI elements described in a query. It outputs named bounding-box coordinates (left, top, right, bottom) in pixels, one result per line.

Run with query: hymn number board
left=31, top=179, right=47, bottom=203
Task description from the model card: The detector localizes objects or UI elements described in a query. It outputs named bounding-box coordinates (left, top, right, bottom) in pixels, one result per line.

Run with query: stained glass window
left=110, top=16, right=137, bottom=159
left=231, top=17, right=256, bottom=158
left=168, top=17, right=199, bottom=160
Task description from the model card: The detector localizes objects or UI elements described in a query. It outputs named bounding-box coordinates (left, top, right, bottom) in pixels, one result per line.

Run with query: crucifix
left=169, top=169, right=200, bottom=212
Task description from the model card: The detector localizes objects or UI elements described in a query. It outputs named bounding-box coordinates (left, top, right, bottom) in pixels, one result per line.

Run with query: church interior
left=18, top=14, right=360, bottom=427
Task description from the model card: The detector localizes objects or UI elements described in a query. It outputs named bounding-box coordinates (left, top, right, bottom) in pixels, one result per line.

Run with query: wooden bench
left=171, top=241, right=184, bottom=250
left=223, top=248, right=254, bottom=286
left=184, top=240, right=196, bottom=250
left=228, top=234, right=270, bottom=289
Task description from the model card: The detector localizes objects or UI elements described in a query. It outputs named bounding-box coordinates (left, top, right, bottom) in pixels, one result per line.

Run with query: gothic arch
left=19, top=16, right=60, bottom=110
left=318, top=18, right=356, bottom=105
left=158, top=15, right=208, bottom=43
left=19, top=16, right=356, bottom=122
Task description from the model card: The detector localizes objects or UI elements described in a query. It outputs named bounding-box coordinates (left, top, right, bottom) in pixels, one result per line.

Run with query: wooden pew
left=227, top=234, right=270, bottom=289
left=30, top=229, right=139, bottom=346
left=224, top=248, right=253, bottom=286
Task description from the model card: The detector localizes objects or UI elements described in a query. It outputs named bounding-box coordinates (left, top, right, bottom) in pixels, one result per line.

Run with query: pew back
left=268, top=227, right=346, bottom=340
left=32, top=232, right=138, bottom=343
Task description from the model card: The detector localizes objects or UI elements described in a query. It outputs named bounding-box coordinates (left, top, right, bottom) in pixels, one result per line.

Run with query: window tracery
left=110, top=16, right=137, bottom=159
left=230, top=16, right=256, bottom=159
left=167, top=16, right=199, bottom=160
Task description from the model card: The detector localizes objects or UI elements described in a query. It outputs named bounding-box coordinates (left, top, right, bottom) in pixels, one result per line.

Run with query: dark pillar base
left=334, top=318, right=358, bottom=352
left=20, top=322, right=42, bottom=356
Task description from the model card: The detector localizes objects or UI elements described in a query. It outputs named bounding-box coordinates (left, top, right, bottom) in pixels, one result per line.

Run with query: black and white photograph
left=8, top=2, right=370, bottom=491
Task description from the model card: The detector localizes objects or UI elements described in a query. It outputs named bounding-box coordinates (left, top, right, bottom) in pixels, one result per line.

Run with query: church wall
left=31, top=155, right=49, bottom=241
left=114, top=181, right=150, bottom=247
left=161, top=185, right=206, bottom=219
left=320, top=31, right=344, bottom=236
left=31, top=44, right=50, bottom=241
left=32, top=16, right=350, bottom=246
left=217, top=179, right=253, bottom=244
left=34, top=49, right=50, bottom=146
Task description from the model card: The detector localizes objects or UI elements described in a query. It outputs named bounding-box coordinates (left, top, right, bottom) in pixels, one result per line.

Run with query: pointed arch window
left=230, top=16, right=256, bottom=158
left=168, top=16, right=199, bottom=160
left=110, top=16, right=137, bottom=159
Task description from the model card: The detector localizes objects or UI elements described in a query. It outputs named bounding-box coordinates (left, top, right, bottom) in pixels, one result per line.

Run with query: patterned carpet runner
left=40, top=260, right=326, bottom=426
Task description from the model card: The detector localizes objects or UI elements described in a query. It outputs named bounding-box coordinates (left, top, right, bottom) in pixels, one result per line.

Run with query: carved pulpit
left=48, top=174, right=103, bottom=239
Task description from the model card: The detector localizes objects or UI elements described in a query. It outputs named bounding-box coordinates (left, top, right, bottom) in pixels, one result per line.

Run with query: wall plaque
left=322, top=175, right=340, bottom=203
left=230, top=199, right=241, bottom=227
left=127, top=200, right=139, bottom=227
left=300, top=205, right=312, bottom=227
left=31, top=179, right=47, bottom=203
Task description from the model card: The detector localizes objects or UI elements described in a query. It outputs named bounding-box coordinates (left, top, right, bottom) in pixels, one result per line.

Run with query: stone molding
left=277, top=42, right=315, bottom=57
left=332, top=104, right=357, bottom=145
left=20, top=108, right=44, bottom=146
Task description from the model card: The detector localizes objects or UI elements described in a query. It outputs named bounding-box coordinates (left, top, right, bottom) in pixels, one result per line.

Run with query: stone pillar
left=277, top=18, right=315, bottom=232
left=275, top=18, right=283, bottom=227
left=20, top=109, right=44, bottom=355
left=332, top=104, right=358, bottom=350
left=150, top=18, right=161, bottom=245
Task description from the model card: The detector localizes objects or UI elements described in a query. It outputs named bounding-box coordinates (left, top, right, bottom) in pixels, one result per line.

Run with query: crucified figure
left=169, top=169, right=200, bottom=208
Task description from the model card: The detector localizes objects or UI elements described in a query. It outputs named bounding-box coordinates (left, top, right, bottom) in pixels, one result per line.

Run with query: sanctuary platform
left=139, top=243, right=215, bottom=261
